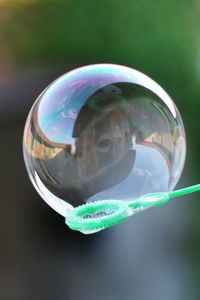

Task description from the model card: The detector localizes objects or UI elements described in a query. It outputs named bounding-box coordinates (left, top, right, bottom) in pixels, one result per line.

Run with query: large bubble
left=23, top=64, right=186, bottom=217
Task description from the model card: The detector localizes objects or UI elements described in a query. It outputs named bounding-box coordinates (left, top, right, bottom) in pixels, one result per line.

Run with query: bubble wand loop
left=65, top=184, right=200, bottom=234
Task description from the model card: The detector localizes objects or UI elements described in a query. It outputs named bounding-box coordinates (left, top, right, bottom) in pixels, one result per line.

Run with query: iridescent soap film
left=23, top=64, right=186, bottom=216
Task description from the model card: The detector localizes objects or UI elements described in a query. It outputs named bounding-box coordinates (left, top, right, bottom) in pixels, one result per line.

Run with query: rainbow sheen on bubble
left=23, top=64, right=186, bottom=216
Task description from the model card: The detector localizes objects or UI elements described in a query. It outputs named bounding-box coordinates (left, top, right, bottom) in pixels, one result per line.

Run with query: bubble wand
left=65, top=184, right=200, bottom=234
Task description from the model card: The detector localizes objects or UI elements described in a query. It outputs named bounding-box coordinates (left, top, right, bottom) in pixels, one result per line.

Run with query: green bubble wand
left=65, top=184, right=200, bottom=234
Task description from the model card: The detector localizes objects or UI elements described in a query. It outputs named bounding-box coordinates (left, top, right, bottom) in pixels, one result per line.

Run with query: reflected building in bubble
left=26, top=91, right=136, bottom=204
left=23, top=64, right=186, bottom=212
left=25, top=86, right=175, bottom=205
left=73, top=98, right=134, bottom=185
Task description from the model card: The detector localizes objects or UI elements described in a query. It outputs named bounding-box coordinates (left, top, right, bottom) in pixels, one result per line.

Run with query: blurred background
left=0, top=0, right=200, bottom=299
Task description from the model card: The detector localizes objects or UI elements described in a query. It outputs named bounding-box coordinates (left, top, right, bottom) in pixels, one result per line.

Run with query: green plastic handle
left=128, top=184, right=200, bottom=210
left=169, top=184, right=200, bottom=199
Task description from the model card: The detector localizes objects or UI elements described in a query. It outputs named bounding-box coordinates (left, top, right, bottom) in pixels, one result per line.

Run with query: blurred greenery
left=0, top=0, right=200, bottom=295
left=0, top=0, right=197, bottom=70
left=0, top=1, right=199, bottom=107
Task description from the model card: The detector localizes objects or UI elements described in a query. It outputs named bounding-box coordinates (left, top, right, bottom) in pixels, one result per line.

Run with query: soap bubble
left=23, top=64, right=186, bottom=217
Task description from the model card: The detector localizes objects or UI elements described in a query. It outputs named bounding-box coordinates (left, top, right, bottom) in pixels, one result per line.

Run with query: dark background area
left=0, top=1, right=200, bottom=299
